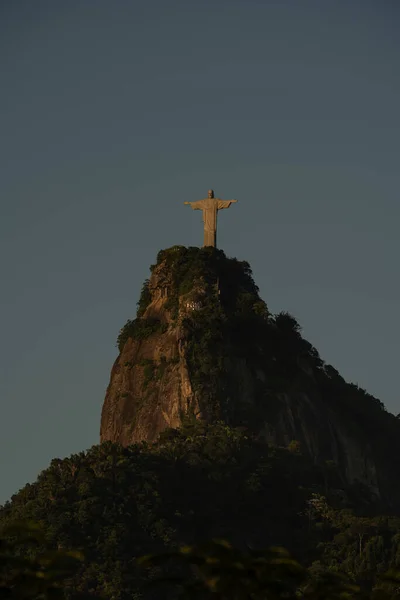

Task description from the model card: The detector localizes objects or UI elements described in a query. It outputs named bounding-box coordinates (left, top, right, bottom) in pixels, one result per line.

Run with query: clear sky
left=1, top=0, right=399, bottom=505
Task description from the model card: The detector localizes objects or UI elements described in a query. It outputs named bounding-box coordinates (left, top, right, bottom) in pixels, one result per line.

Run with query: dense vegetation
left=2, top=423, right=400, bottom=600
left=0, top=520, right=83, bottom=600
left=4, top=246, right=400, bottom=599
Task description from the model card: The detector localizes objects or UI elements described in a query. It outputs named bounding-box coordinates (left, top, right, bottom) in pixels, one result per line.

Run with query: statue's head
left=208, top=189, right=214, bottom=198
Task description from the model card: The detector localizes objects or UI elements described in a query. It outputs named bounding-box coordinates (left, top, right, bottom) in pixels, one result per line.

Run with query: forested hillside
left=2, top=422, right=400, bottom=599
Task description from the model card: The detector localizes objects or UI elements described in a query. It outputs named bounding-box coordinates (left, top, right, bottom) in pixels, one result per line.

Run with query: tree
left=0, top=520, right=83, bottom=600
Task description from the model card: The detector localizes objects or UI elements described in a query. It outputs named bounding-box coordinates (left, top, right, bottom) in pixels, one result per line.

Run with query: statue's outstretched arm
left=184, top=200, right=204, bottom=210
left=217, top=200, right=237, bottom=210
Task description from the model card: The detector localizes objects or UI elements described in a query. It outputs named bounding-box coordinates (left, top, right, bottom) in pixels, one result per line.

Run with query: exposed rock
left=100, top=246, right=400, bottom=506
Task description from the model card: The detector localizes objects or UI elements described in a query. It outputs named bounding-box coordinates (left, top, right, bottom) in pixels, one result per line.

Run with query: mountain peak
left=100, top=246, right=400, bottom=506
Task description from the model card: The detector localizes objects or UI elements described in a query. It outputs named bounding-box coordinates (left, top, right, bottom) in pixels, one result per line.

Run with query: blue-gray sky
left=1, top=0, right=399, bottom=504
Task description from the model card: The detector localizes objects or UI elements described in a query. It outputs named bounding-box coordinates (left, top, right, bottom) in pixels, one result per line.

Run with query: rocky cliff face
left=100, top=246, right=400, bottom=505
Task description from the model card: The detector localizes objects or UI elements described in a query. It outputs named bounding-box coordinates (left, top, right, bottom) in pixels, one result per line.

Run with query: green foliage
left=117, top=318, right=167, bottom=351
left=0, top=424, right=340, bottom=600
left=139, top=537, right=400, bottom=600
left=42, top=244, right=400, bottom=598
left=139, top=540, right=306, bottom=599
left=136, top=279, right=152, bottom=318
left=288, top=440, right=302, bottom=454
left=274, top=311, right=303, bottom=335
left=3, top=426, right=400, bottom=599
left=137, top=357, right=170, bottom=389
left=152, top=246, right=263, bottom=321
left=0, top=520, right=83, bottom=600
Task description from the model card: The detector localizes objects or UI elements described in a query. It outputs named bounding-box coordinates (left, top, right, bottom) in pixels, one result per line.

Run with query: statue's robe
left=187, top=198, right=235, bottom=247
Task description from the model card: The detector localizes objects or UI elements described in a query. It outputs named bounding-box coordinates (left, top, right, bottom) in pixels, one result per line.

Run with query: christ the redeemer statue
left=184, top=189, right=237, bottom=248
